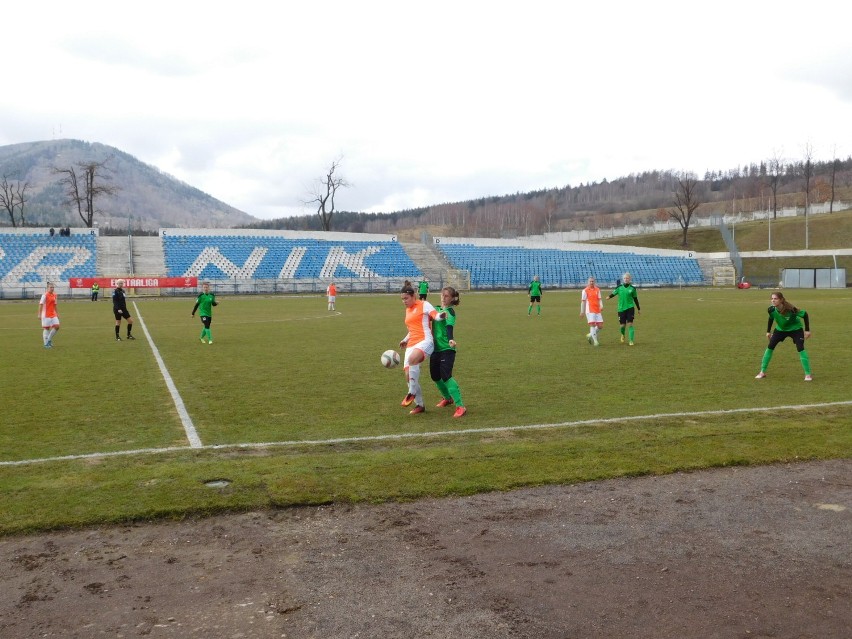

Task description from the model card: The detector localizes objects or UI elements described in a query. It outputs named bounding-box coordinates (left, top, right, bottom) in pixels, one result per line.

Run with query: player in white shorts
left=38, top=281, right=61, bottom=348
left=580, top=276, right=604, bottom=346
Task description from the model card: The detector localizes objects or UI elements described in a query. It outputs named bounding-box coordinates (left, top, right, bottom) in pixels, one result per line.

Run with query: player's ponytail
left=442, top=286, right=460, bottom=306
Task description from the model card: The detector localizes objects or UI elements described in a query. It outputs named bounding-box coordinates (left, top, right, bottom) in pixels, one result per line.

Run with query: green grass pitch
left=1, top=288, right=850, bottom=534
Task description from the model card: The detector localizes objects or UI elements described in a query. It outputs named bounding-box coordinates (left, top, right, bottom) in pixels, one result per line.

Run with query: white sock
left=48, top=328, right=57, bottom=342
left=43, top=329, right=49, bottom=345
left=408, top=365, right=422, bottom=404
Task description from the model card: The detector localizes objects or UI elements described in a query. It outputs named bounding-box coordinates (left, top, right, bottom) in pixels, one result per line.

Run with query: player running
left=607, top=273, right=640, bottom=345
left=192, top=281, right=218, bottom=344
left=580, top=276, right=604, bottom=346
left=755, top=291, right=813, bottom=381
left=399, top=280, right=445, bottom=415
left=37, top=281, right=60, bottom=348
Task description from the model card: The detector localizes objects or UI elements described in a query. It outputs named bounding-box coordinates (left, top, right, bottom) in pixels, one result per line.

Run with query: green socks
left=628, top=326, right=635, bottom=342
left=798, top=350, right=811, bottom=375
left=435, top=378, right=464, bottom=407
left=761, top=348, right=774, bottom=372
left=446, top=377, right=464, bottom=407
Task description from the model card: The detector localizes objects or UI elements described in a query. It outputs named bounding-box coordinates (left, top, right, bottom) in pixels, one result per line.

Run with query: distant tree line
left=243, top=155, right=852, bottom=238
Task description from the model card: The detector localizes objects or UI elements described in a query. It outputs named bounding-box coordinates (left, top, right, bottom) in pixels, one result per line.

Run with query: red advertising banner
left=69, top=277, right=199, bottom=289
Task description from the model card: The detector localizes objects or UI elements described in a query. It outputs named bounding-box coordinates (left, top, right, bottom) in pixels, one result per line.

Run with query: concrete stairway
left=132, top=236, right=167, bottom=276
left=696, top=256, right=736, bottom=284
left=401, top=242, right=451, bottom=281
left=97, top=236, right=132, bottom=277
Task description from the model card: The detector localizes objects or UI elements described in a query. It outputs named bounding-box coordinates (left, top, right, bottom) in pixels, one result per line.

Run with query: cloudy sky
left=3, top=1, right=850, bottom=220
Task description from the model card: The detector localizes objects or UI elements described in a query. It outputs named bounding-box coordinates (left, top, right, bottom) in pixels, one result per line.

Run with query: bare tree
left=829, top=146, right=838, bottom=214
left=669, top=173, right=702, bottom=248
left=767, top=150, right=784, bottom=219
left=801, top=143, right=813, bottom=249
left=0, top=175, right=30, bottom=227
left=304, top=158, right=349, bottom=232
left=53, top=157, right=118, bottom=228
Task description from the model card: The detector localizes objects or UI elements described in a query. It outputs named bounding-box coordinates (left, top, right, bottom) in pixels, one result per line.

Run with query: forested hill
left=0, top=140, right=258, bottom=231
left=245, top=157, right=852, bottom=238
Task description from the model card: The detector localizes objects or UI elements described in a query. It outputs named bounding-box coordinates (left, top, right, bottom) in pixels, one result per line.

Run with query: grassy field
left=589, top=208, right=852, bottom=282
left=1, top=288, right=850, bottom=535
left=590, top=207, right=852, bottom=252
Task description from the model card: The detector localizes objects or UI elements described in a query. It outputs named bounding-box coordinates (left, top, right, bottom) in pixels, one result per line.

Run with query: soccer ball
left=381, top=349, right=401, bottom=368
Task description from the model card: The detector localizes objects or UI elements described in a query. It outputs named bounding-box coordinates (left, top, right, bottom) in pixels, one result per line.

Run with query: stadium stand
left=160, top=229, right=422, bottom=281
left=0, top=230, right=97, bottom=287
left=433, top=238, right=705, bottom=288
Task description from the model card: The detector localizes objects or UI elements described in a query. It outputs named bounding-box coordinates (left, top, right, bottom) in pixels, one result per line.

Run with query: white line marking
left=132, top=302, right=202, bottom=448
left=2, top=400, right=849, bottom=467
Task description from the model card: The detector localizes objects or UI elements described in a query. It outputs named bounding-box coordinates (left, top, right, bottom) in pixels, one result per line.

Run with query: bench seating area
left=162, top=234, right=421, bottom=280
left=436, top=243, right=704, bottom=288
left=0, top=232, right=97, bottom=285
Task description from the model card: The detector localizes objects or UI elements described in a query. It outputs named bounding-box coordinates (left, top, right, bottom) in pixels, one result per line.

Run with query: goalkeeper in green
left=192, top=282, right=218, bottom=344
left=607, top=273, right=640, bottom=345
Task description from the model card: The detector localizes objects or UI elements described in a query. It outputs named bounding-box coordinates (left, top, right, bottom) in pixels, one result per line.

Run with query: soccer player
left=418, top=278, right=429, bottom=301
left=326, top=281, right=337, bottom=311
left=528, top=275, right=543, bottom=316
left=112, top=279, right=135, bottom=341
left=399, top=280, right=445, bottom=415
left=755, top=291, right=813, bottom=381
left=580, top=276, right=604, bottom=346
left=37, top=281, right=60, bottom=348
left=192, top=281, right=218, bottom=344
left=607, top=272, right=640, bottom=345
left=430, top=286, right=466, bottom=418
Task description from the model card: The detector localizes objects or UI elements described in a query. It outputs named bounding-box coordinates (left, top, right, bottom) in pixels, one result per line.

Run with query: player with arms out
left=580, top=276, right=603, bottom=346
left=37, top=281, right=60, bottom=348
left=528, top=275, right=543, bottom=317
left=430, top=286, right=466, bottom=418
left=112, top=279, right=135, bottom=341
left=192, top=281, right=218, bottom=344
left=607, top=273, right=640, bottom=345
left=755, top=291, right=813, bottom=381
left=399, top=280, right=445, bottom=415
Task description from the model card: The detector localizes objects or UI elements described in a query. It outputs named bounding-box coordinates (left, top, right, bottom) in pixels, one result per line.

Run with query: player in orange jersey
left=580, top=276, right=604, bottom=346
left=37, top=281, right=60, bottom=348
left=398, top=280, right=445, bottom=415
left=326, top=282, right=337, bottom=311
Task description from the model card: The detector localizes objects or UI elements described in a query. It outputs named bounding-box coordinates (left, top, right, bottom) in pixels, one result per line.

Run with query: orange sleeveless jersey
left=404, top=300, right=438, bottom=344
left=40, top=292, right=58, bottom=318
left=582, top=286, right=602, bottom=314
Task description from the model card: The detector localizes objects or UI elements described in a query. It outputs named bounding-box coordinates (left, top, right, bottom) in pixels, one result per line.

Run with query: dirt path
left=2, top=459, right=850, bottom=638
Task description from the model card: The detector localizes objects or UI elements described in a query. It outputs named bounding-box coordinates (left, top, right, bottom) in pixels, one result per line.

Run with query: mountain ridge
left=0, top=139, right=258, bottom=231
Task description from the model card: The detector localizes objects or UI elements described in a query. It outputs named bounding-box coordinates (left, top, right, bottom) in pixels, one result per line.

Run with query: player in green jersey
left=528, top=275, right=543, bottom=316
left=755, top=291, right=812, bottom=381
left=418, top=278, right=429, bottom=301
left=430, top=286, right=466, bottom=418
left=191, top=281, right=218, bottom=344
left=607, top=273, right=640, bottom=345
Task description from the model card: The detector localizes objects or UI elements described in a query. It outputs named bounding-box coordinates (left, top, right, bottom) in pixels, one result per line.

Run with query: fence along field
left=0, top=288, right=850, bottom=533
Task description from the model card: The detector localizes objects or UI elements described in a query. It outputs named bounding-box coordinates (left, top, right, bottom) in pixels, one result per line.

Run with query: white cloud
left=3, top=0, right=850, bottom=219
